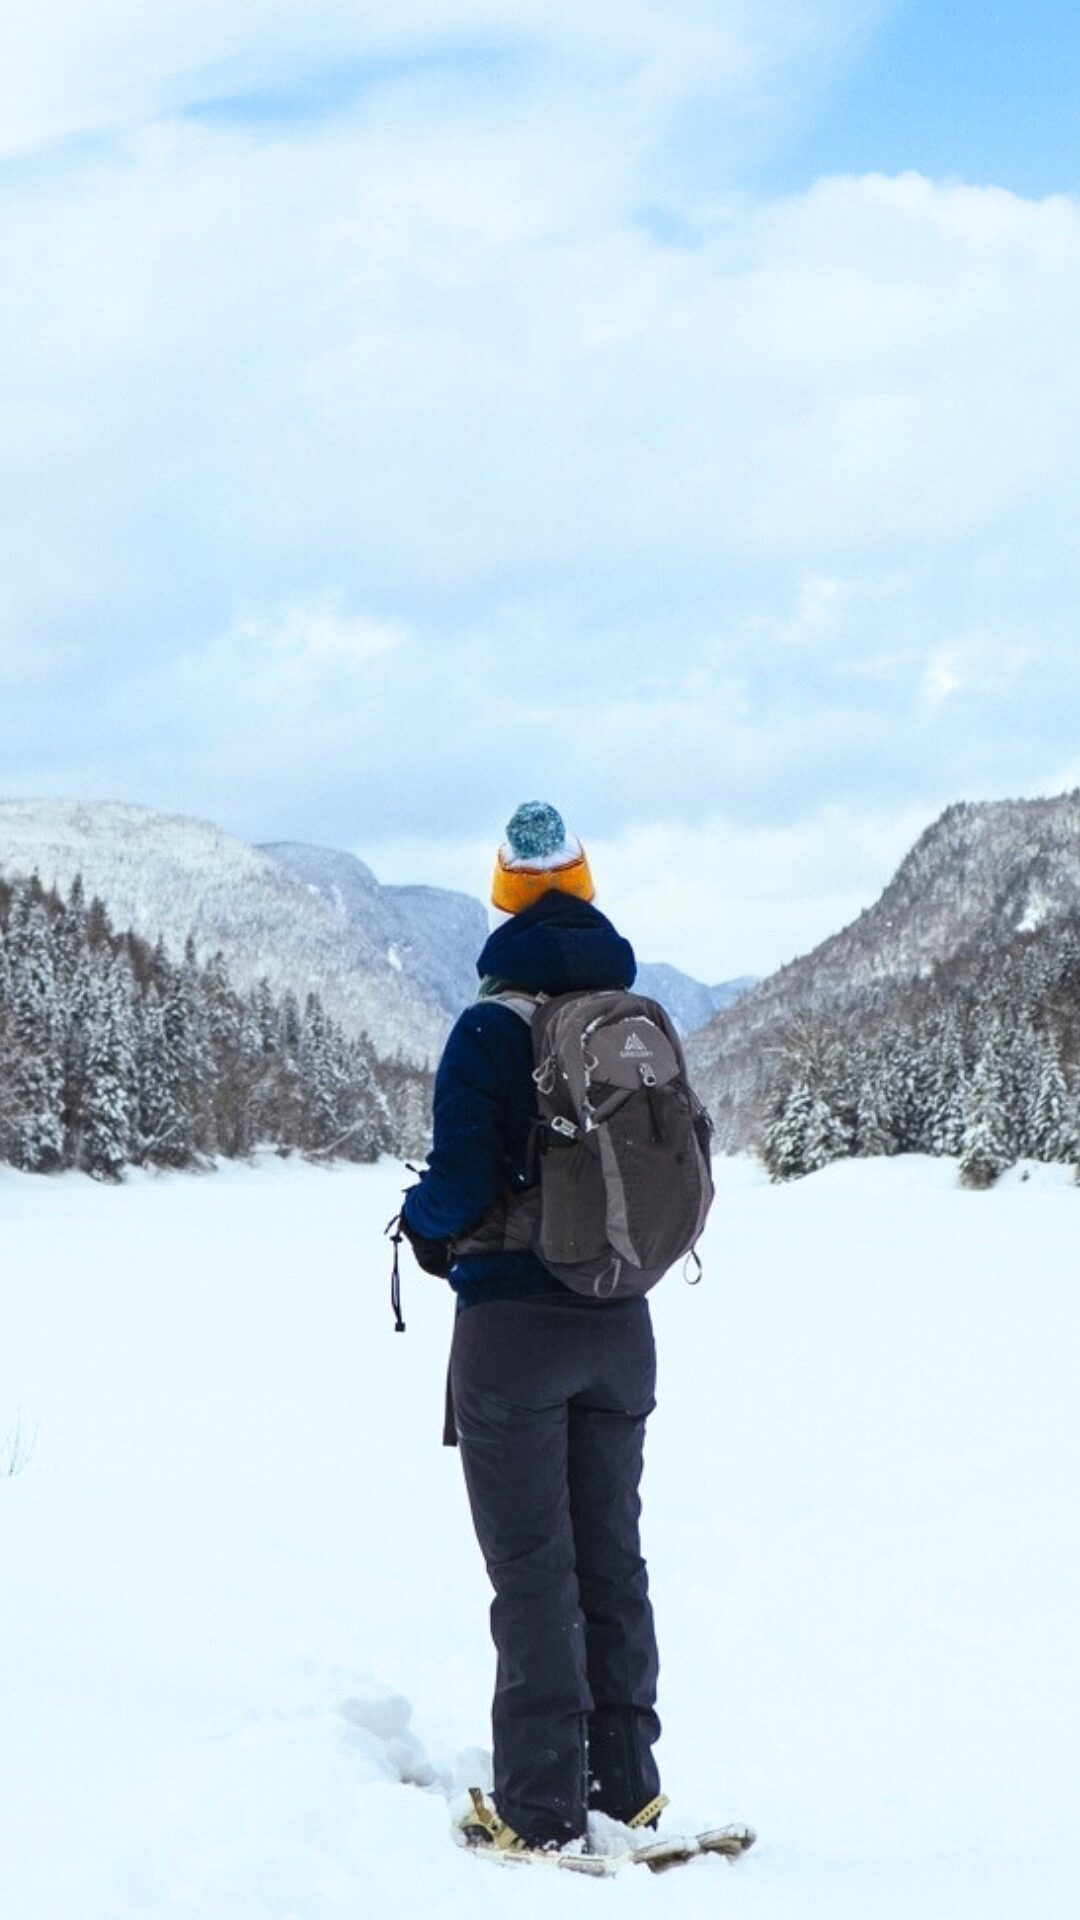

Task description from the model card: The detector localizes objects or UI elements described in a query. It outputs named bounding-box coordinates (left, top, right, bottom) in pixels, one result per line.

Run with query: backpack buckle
left=532, top=1057, right=557, bottom=1096
left=550, top=1115, right=579, bottom=1140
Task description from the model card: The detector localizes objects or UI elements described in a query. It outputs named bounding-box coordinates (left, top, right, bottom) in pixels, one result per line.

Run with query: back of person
left=401, top=804, right=666, bottom=1853
left=406, top=880, right=638, bottom=1304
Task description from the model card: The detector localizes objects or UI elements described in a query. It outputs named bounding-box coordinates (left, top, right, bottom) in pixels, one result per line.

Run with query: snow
left=2, top=1153, right=1079, bottom=1919
left=1017, top=895, right=1050, bottom=933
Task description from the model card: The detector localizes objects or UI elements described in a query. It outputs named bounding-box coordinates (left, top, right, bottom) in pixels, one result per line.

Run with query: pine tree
left=4, top=894, right=64, bottom=1171
left=378, top=1052, right=429, bottom=1161
left=762, top=1081, right=815, bottom=1181
left=343, top=1033, right=395, bottom=1160
left=803, top=1091, right=852, bottom=1173
left=240, top=979, right=281, bottom=1153
left=202, top=950, right=243, bottom=1153
left=854, top=1046, right=899, bottom=1157
left=181, top=936, right=217, bottom=1156
left=0, top=872, right=425, bottom=1177
left=927, top=1010, right=966, bottom=1158
left=51, top=874, right=88, bottom=991
left=60, top=953, right=95, bottom=1166
left=1030, top=1039, right=1075, bottom=1162
left=959, top=1041, right=1011, bottom=1189
left=273, top=990, right=304, bottom=1150
left=299, top=992, right=345, bottom=1152
left=998, top=1017, right=1042, bottom=1161
left=889, top=1025, right=939, bottom=1154
left=82, top=961, right=136, bottom=1179
left=134, top=975, right=194, bottom=1168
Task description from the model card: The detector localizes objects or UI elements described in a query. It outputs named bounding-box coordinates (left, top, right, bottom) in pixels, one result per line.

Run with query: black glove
left=399, top=1208, right=452, bottom=1279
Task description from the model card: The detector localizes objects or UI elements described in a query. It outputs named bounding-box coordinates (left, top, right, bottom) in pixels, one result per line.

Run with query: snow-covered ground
left=2, top=1154, right=1078, bottom=1919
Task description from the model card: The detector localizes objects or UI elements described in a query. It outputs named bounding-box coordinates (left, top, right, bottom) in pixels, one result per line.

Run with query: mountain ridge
left=688, top=791, right=1080, bottom=1146
left=0, top=800, right=447, bottom=1065
left=0, top=802, right=745, bottom=1071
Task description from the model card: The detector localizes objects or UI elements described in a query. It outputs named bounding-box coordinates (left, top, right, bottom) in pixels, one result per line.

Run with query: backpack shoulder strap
left=475, top=989, right=545, bottom=1028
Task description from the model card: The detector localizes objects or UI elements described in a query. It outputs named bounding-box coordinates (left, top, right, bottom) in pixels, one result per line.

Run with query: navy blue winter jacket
left=401, top=892, right=636, bottom=1307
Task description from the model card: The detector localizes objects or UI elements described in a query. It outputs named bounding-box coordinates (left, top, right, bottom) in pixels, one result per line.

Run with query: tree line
left=0, top=870, right=430, bottom=1180
left=760, top=910, right=1080, bottom=1187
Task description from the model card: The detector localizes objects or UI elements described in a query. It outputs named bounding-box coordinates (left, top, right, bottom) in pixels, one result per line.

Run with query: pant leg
left=567, top=1304, right=662, bottom=1824
left=451, top=1302, right=592, bottom=1846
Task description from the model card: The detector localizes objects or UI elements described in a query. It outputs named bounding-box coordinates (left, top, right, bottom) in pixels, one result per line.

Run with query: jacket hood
left=477, top=891, right=636, bottom=996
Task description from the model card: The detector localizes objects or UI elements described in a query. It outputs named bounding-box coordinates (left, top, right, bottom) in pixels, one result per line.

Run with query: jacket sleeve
left=401, top=1007, right=519, bottom=1241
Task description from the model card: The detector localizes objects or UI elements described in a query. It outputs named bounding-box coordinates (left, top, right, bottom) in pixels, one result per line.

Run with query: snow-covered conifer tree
left=997, top=1018, right=1042, bottom=1161
left=140, top=972, right=195, bottom=1167
left=181, top=935, right=217, bottom=1156
left=299, top=991, right=347, bottom=1153
left=0, top=872, right=425, bottom=1177
left=959, top=1041, right=1011, bottom=1189
left=273, top=989, right=304, bottom=1149
left=854, top=1044, right=899, bottom=1157
left=82, top=961, right=136, bottom=1179
left=381, top=1053, right=431, bottom=1161
left=1030, top=1039, right=1075, bottom=1162
left=802, top=1091, right=852, bottom=1174
left=344, top=1033, right=395, bottom=1161
left=762, top=1081, right=815, bottom=1181
left=4, top=893, right=64, bottom=1171
left=927, top=1010, right=966, bottom=1158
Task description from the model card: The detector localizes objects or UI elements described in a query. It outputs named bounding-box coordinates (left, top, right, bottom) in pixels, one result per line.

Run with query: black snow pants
left=450, top=1292, right=660, bottom=1849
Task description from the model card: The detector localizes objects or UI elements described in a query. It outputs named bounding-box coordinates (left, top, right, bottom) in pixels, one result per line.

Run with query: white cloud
left=9, top=134, right=1078, bottom=613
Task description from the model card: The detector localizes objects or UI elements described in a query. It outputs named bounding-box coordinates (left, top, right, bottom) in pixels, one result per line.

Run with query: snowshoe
left=456, top=1787, right=528, bottom=1853
left=456, top=1787, right=756, bottom=1877
left=623, top=1821, right=756, bottom=1873
left=456, top=1789, right=607, bottom=1875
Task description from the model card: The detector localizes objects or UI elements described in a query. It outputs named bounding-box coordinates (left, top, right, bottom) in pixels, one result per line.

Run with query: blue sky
left=765, top=0, right=1080, bottom=198
left=3, top=1, right=1080, bottom=977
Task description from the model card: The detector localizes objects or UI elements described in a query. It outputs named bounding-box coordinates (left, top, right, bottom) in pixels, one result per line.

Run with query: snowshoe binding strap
left=627, top=1793, right=669, bottom=1830
left=460, top=1788, right=527, bottom=1852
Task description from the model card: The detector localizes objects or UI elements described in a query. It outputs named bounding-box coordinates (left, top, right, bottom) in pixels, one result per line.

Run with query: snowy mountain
left=689, top=792, right=1080, bottom=1145
left=263, top=845, right=747, bottom=1037
left=0, top=802, right=448, bottom=1065
left=0, top=802, right=747, bottom=1071
left=259, top=842, right=487, bottom=1022
left=634, top=962, right=757, bottom=1035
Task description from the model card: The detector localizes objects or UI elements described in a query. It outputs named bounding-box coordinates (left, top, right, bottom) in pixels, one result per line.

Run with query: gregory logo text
left=620, top=1031, right=652, bottom=1058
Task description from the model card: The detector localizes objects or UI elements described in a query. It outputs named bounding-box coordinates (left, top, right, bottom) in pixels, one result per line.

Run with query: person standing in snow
left=400, top=803, right=664, bottom=1855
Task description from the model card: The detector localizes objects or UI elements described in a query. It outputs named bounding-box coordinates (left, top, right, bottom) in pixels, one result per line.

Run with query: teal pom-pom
left=505, top=801, right=566, bottom=862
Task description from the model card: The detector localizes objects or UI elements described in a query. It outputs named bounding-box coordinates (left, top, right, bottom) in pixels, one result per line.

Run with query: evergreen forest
left=760, top=911, right=1080, bottom=1186
left=0, top=871, right=430, bottom=1180
left=7, top=862, right=1080, bottom=1192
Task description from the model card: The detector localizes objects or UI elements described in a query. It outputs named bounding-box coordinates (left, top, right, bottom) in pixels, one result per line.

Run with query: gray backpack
left=457, top=988, right=715, bottom=1299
